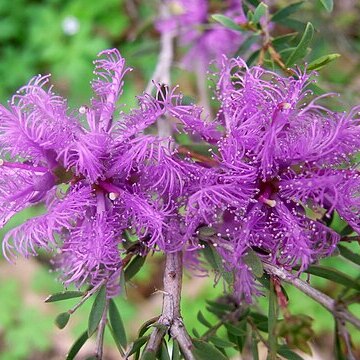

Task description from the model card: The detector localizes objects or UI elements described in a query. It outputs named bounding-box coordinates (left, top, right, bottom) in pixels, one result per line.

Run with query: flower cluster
left=1, top=49, right=359, bottom=302
left=0, top=49, right=203, bottom=295
left=187, top=57, right=360, bottom=302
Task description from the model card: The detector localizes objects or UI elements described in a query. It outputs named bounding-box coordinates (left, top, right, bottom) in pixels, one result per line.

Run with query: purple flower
left=189, top=57, right=360, bottom=302
left=157, top=0, right=247, bottom=69
left=0, top=49, right=204, bottom=294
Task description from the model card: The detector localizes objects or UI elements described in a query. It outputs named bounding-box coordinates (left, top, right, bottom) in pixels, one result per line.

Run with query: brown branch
left=263, top=263, right=360, bottom=330
left=142, top=252, right=195, bottom=360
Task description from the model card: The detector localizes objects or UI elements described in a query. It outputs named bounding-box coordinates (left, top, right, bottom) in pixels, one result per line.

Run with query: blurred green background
left=0, top=0, right=359, bottom=359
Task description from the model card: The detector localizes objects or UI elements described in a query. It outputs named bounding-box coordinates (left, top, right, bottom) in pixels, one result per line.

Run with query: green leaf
left=250, top=312, right=269, bottom=333
left=211, top=14, right=243, bottom=31
left=286, top=22, right=314, bottom=66
left=124, top=255, right=146, bottom=281
left=88, top=285, right=107, bottom=337
left=278, top=345, right=305, bottom=360
left=202, top=244, right=234, bottom=285
left=66, top=331, right=88, bottom=360
left=108, top=299, right=127, bottom=349
left=209, top=336, right=234, bottom=348
left=198, top=226, right=217, bottom=239
left=197, top=311, right=212, bottom=328
left=272, top=33, right=298, bottom=50
left=159, top=341, right=171, bottom=360
left=251, top=332, right=259, bottom=360
left=224, top=321, right=247, bottom=336
left=271, top=2, right=304, bottom=22
left=141, top=350, right=156, bottom=360
left=138, top=317, right=160, bottom=338
left=252, top=3, right=268, bottom=24
left=243, top=250, right=264, bottom=278
left=45, top=291, right=83, bottom=303
left=247, top=49, right=261, bottom=65
left=319, top=0, right=333, bottom=12
left=171, top=340, right=181, bottom=360
left=337, top=244, right=360, bottom=266
left=128, top=336, right=149, bottom=356
left=192, top=339, right=228, bottom=360
left=307, top=53, right=340, bottom=71
left=55, top=312, right=70, bottom=330
left=304, top=265, right=360, bottom=291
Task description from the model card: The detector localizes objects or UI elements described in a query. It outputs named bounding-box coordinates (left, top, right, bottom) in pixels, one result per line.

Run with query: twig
left=207, top=237, right=360, bottom=329
left=263, top=263, right=360, bottom=329
left=68, top=279, right=107, bottom=315
left=96, top=299, right=109, bottom=359
left=142, top=252, right=195, bottom=359
left=146, top=1, right=176, bottom=138
left=336, top=319, right=357, bottom=360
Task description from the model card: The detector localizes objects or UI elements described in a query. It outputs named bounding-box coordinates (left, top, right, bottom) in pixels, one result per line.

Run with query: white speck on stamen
left=79, top=105, right=87, bottom=114
left=109, top=192, right=118, bottom=201
left=0, top=159, right=3, bottom=166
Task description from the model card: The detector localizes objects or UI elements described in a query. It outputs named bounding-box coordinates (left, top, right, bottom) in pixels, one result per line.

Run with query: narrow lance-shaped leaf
left=45, top=291, right=84, bottom=303
left=337, top=244, right=360, bottom=266
left=307, top=53, right=340, bottom=71
left=277, top=345, right=305, bottom=360
left=303, top=265, right=360, bottom=291
left=108, top=299, right=127, bottom=349
left=127, top=336, right=150, bottom=356
left=192, top=339, right=228, bottom=360
left=159, top=341, right=171, bottom=360
left=252, top=2, right=268, bottom=24
left=66, top=331, right=89, bottom=360
left=271, top=2, right=304, bottom=22
left=197, top=310, right=212, bottom=328
left=286, top=22, right=314, bottom=66
left=211, top=14, right=244, bottom=32
left=124, top=255, right=146, bottom=281
left=320, top=0, right=333, bottom=12
left=88, top=285, right=107, bottom=337
left=171, top=340, right=181, bottom=360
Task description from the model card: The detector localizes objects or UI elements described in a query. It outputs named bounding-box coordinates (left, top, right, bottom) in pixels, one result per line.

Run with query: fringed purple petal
left=91, top=49, right=132, bottom=130
left=59, top=213, right=121, bottom=291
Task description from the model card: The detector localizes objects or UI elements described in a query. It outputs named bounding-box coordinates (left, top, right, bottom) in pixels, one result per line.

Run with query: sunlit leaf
left=252, top=2, right=268, bottom=24
left=307, top=53, right=340, bottom=71
left=319, top=0, right=333, bottom=12
left=211, top=14, right=243, bottom=31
